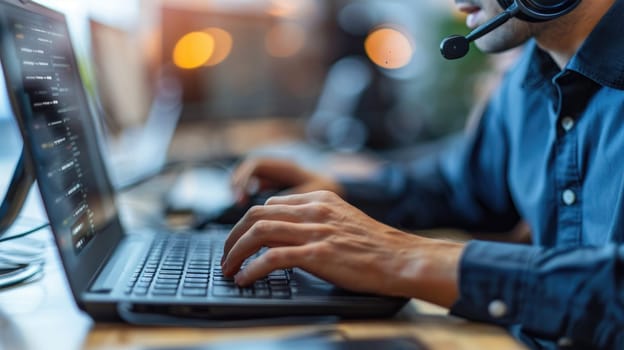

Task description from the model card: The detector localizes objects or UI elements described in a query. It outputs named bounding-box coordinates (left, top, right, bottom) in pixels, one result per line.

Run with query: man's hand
left=221, top=190, right=465, bottom=308
left=231, top=158, right=345, bottom=204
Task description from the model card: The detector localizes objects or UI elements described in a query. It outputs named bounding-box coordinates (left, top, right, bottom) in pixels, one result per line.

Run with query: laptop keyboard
left=124, top=236, right=293, bottom=299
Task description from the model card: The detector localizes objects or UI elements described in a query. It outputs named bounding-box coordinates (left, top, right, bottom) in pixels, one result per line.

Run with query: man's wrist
left=398, top=238, right=465, bottom=308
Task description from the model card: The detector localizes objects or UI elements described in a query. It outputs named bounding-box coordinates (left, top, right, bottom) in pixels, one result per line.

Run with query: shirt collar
left=521, top=42, right=558, bottom=89
left=568, top=0, right=624, bottom=90
left=522, top=0, right=624, bottom=90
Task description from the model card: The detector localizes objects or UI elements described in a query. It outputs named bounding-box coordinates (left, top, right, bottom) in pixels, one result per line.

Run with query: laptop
left=0, top=0, right=406, bottom=324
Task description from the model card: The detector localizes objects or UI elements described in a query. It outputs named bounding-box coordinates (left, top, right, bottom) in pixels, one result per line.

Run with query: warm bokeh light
left=364, top=27, right=414, bottom=70
left=202, top=27, right=233, bottom=67
left=267, top=0, right=299, bottom=18
left=267, top=0, right=317, bottom=18
left=173, top=31, right=215, bottom=69
left=265, top=22, right=306, bottom=58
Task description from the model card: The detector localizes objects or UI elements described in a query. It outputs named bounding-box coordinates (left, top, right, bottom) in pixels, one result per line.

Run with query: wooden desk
left=0, top=230, right=526, bottom=350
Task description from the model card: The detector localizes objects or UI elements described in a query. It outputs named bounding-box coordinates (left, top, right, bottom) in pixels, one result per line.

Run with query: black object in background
left=149, top=336, right=428, bottom=350
left=193, top=190, right=281, bottom=228
left=0, top=148, right=34, bottom=237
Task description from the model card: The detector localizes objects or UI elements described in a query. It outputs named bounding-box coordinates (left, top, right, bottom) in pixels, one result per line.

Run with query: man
left=220, top=0, right=624, bottom=348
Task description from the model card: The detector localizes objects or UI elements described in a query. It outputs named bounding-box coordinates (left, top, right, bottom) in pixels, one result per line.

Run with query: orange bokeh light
left=202, top=27, right=233, bottom=67
left=267, top=0, right=299, bottom=18
left=173, top=31, right=215, bottom=69
left=364, top=27, right=414, bottom=70
left=265, top=22, right=306, bottom=58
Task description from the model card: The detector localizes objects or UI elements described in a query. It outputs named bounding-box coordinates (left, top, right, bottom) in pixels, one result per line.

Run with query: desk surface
left=0, top=230, right=527, bottom=350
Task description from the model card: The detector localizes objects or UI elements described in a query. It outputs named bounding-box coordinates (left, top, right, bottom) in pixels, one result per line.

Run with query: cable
left=0, top=219, right=49, bottom=291
left=0, top=222, right=49, bottom=243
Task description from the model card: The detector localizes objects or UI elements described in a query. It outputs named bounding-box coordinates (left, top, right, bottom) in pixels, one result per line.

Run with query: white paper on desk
left=167, top=167, right=235, bottom=215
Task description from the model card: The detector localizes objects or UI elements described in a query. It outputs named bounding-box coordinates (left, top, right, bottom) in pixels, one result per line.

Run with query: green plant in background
left=374, top=7, right=496, bottom=151
left=422, top=15, right=490, bottom=139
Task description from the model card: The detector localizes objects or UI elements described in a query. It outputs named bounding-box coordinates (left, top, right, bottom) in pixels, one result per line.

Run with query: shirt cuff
left=450, top=241, right=548, bottom=328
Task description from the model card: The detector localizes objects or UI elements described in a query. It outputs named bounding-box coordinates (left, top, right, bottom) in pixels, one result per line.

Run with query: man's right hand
left=231, top=158, right=345, bottom=205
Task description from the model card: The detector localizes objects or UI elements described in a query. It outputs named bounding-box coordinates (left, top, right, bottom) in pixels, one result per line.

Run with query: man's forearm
left=395, top=239, right=464, bottom=308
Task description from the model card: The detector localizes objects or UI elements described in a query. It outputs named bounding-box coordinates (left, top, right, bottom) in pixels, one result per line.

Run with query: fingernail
left=234, top=271, right=245, bottom=285
left=234, top=190, right=244, bottom=204
left=246, top=177, right=260, bottom=195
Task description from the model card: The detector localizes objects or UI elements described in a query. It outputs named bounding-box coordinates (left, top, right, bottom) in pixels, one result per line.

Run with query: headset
left=440, top=0, right=582, bottom=59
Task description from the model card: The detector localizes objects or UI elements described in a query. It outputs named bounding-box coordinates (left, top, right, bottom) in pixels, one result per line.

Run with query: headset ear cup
left=496, top=0, right=536, bottom=21
left=497, top=0, right=582, bottom=22
left=497, top=0, right=514, bottom=9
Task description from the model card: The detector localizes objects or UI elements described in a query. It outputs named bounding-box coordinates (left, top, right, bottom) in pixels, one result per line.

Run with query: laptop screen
left=0, top=0, right=119, bottom=261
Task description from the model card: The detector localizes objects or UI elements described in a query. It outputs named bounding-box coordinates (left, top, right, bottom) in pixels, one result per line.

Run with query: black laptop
left=0, top=0, right=406, bottom=324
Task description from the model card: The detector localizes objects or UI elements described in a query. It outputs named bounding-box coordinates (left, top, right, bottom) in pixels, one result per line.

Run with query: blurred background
left=0, top=0, right=518, bottom=169
left=0, top=0, right=525, bottom=228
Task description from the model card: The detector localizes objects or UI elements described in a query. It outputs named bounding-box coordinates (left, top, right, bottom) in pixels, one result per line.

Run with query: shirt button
left=558, top=337, right=574, bottom=347
left=561, top=116, right=575, bottom=131
left=562, top=189, right=576, bottom=205
left=488, top=300, right=508, bottom=318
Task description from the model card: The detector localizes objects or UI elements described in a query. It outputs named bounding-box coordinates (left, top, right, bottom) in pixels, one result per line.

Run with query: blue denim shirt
left=341, top=1, right=624, bottom=348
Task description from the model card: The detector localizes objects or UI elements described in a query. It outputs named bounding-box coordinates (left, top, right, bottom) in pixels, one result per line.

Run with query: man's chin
left=474, top=36, right=529, bottom=54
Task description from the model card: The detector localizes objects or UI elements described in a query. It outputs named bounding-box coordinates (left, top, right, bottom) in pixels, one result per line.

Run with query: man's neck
left=535, top=0, right=616, bottom=69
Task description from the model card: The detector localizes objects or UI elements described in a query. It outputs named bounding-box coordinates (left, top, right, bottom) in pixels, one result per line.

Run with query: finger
left=233, top=245, right=318, bottom=286
left=287, top=183, right=338, bottom=196
left=222, top=221, right=319, bottom=276
left=231, top=161, right=260, bottom=201
left=232, top=158, right=307, bottom=193
left=234, top=178, right=286, bottom=205
left=222, top=204, right=308, bottom=262
left=264, top=190, right=339, bottom=206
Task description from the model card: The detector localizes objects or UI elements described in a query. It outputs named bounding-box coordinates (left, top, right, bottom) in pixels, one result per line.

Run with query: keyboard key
left=158, top=270, right=182, bottom=276
left=270, top=289, right=291, bottom=299
left=187, top=268, right=210, bottom=274
left=184, top=277, right=208, bottom=283
left=152, top=289, right=177, bottom=296
left=182, top=288, right=208, bottom=297
left=254, top=289, right=271, bottom=298
left=241, top=288, right=254, bottom=297
left=213, top=280, right=236, bottom=286
left=212, top=286, right=241, bottom=297
left=154, top=279, right=179, bottom=285
left=212, top=276, right=234, bottom=282
left=134, top=288, right=148, bottom=295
